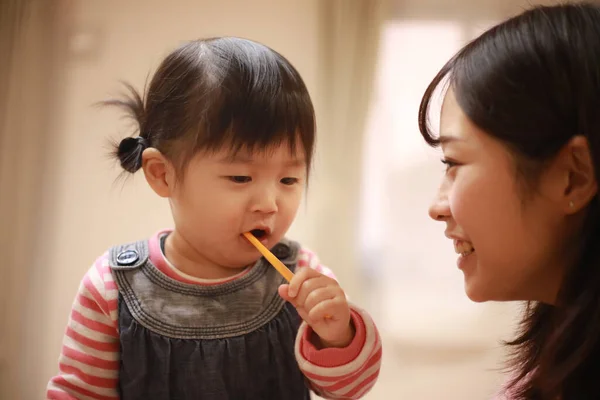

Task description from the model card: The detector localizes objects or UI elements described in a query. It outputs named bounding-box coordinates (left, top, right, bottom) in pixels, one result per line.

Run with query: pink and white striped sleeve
left=46, top=253, right=121, bottom=400
left=295, top=248, right=382, bottom=399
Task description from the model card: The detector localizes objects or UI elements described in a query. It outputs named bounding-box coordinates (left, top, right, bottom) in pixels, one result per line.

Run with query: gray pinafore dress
left=108, top=237, right=311, bottom=400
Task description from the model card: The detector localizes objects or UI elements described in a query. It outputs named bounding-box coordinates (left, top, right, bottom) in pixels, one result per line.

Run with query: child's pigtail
left=101, top=82, right=149, bottom=173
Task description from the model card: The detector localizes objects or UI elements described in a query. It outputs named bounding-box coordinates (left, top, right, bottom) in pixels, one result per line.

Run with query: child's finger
left=279, top=285, right=314, bottom=322
left=308, top=297, right=346, bottom=322
left=287, top=267, right=322, bottom=298
left=302, top=287, right=336, bottom=312
left=278, top=284, right=291, bottom=302
left=279, top=283, right=317, bottom=311
left=293, top=276, right=330, bottom=306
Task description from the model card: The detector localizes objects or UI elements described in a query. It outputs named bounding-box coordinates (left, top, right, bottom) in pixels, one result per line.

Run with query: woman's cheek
left=447, top=172, right=487, bottom=231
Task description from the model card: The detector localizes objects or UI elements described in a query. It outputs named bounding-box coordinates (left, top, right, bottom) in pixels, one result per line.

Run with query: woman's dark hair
left=102, top=37, right=316, bottom=176
left=418, top=3, right=600, bottom=399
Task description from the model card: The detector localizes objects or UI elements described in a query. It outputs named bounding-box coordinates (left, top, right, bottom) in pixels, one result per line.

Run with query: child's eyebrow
left=217, top=154, right=306, bottom=167
left=285, top=158, right=306, bottom=167
left=218, top=154, right=253, bottom=164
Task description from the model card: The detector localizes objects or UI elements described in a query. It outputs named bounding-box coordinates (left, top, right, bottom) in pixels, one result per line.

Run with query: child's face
left=429, top=89, right=568, bottom=303
left=169, top=142, right=306, bottom=268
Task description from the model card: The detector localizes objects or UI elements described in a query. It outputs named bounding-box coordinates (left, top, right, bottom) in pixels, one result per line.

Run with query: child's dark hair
left=103, top=37, right=316, bottom=176
left=419, top=3, right=600, bottom=399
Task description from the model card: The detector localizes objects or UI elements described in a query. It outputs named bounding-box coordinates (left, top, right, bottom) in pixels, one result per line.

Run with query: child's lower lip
left=256, top=234, right=269, bottom=244
left=242, top=233, right=270, bottom=245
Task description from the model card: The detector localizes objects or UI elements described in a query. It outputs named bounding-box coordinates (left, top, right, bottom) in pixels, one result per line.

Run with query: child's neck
left=163, top=231, right=248, bottom=280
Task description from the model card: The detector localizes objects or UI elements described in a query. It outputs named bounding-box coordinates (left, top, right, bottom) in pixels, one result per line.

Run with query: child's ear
left=141, top=148, right=176, bottom=198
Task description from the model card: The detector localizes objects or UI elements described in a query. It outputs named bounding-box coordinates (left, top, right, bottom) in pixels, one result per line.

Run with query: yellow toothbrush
left=243, top=232, right=295, bottom=282
left=243, top=232, right=333, bottom=320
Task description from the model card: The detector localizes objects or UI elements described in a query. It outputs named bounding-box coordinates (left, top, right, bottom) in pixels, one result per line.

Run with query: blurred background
left=0, top=0, right=562, bottom=398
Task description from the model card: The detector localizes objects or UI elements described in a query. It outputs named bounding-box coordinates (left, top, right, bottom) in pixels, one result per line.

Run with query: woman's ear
left=559, top=135, right=597, bottom=214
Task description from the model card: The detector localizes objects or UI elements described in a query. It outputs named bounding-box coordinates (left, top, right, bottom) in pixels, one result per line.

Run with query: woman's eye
left=228, top=176, right=252, bottom=183
left=280, top=177, right=299, bottom=185
left=441, top=158, right=459, bottom=172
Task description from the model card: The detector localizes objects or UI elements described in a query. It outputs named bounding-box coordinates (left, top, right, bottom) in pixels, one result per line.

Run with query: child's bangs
left=192, top=44, right=315, bottom=163
left=198, top=86, right=314, bottom=161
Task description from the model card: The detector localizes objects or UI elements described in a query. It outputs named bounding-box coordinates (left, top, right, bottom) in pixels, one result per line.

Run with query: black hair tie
left=136, top=136, right=149, bottom=150
left=117, top=136, right=150, bottom=173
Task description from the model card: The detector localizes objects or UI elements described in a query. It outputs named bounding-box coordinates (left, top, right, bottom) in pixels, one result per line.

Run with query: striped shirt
left=47, top=232, right=382, bottom=399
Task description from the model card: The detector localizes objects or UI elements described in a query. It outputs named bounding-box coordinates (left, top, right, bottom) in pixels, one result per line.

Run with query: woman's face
left=428, top=88, right=586, bottom=303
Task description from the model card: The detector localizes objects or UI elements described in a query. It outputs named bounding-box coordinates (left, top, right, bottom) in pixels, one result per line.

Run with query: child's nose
left=251, top=189, right=278, bottom=214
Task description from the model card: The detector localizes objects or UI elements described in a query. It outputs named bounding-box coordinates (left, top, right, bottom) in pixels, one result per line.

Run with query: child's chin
left=225, top=255, right=260, bottom=269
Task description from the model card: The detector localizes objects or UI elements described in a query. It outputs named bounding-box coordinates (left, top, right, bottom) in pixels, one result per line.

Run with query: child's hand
left=278, top=267, right=354, bottom=348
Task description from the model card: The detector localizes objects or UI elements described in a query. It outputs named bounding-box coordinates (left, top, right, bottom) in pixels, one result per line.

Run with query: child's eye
left=228, top=176, right=252, bottom=183
left=280, top=177, right=299, bottom=185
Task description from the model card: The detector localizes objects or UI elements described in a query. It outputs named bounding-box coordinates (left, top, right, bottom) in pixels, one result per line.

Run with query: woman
left=420, top=2, right=600, bottom=399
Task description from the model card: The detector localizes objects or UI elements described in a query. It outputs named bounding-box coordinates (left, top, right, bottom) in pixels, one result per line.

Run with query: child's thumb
left=278, top=284, right=293, bottom=302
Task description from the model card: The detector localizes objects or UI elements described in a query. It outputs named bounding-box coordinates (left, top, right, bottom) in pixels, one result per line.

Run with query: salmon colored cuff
left=299, top=308, right=366, bottom=368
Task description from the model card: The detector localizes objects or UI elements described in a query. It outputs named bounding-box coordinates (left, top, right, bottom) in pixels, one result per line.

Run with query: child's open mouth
left=250, top=229, right=267, bottom=239
left=242, top=227, right=272, bottom=246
